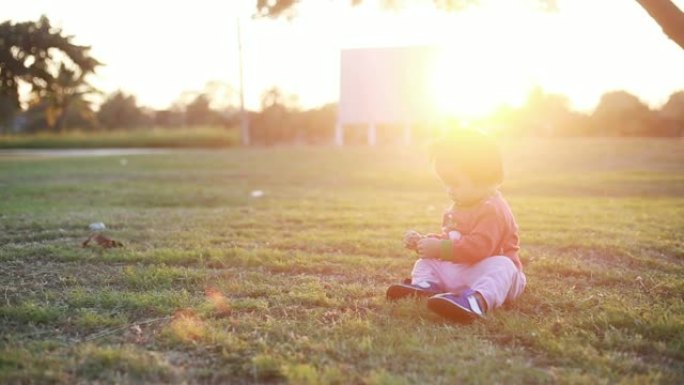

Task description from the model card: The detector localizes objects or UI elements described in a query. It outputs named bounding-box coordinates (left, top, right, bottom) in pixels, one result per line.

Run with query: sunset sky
left=6, top=0, right=684, bottom=118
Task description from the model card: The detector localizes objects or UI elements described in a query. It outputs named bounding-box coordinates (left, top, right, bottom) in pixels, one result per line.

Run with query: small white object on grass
left=250, top=190, right=264, bottom=198
left=120, top=158, right=128, bottom=166
left=89, top=222, right=106, bottom=231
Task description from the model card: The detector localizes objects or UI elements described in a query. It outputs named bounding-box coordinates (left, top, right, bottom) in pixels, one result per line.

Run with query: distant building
left=336, top=46, right=439, bottom=145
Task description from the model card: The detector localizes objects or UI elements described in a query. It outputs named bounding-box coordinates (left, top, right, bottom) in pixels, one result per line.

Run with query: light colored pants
left=411, top=256, right=526, bottom=311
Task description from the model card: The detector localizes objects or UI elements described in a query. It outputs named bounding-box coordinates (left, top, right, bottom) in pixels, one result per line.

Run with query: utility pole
left=237, top=16, right=250, bottom=146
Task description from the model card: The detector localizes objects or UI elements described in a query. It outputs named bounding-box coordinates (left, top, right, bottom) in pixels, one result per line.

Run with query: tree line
left=1, top=16, right=683, bottom=145
left=485, top=88, right=684, bottom=138
left=0, top=16, right=338, bottom=143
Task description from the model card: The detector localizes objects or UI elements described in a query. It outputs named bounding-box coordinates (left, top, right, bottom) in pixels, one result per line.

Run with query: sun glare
left=429, top=47, right=530, bottom=119
left=416, top=4, right=546, bottom=119
left=10, top=0, right=684, bottom=113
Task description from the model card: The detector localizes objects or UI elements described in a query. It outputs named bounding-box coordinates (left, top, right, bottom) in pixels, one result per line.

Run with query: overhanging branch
left=636, top=0, right=684, bottom=50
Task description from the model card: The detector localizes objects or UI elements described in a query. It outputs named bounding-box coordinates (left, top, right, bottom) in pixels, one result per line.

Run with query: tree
left=23, top=97, right=97, bottom=132
left=36, top=63, right=99, bottom=132
left=253, top=87, right=291, bottom=144
left=661, top=90, right=684, bottom=120
left=203, top=81, right=237, bottom=110
left=153, top=107, right=183, bottom=128
left=97, top=91, right=146, bottom=130
left=260, top=87, right=298, bottom=110
left=185, top=94, right=215, bottom=126
left=0, top=95, right=17, bottom=132
left=592, top=91, right=655, bottom=136
left=294, top=103, right=337, bottom=143
left=256, top=0, right=684, bottom=50
left=659, top=90, right=684, bottom=136
left=256, top=0, right=302, bottom=18
left=520, top=87, right=572, bottom=136
left=250, top=87, right=301, bottom=144
left=0, top=16, right=100, bottom=132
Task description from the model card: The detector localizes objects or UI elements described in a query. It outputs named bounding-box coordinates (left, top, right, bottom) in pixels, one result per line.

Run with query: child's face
left=435, top=160, right=489, bottom=206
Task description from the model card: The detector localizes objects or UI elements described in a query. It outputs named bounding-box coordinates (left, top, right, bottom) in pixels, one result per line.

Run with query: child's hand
left=417, top=238, right=442, bottom=259
left=404, top=230, right=423, bottom=250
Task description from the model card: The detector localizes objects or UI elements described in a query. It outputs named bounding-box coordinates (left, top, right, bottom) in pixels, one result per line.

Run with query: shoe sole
left=427, top=296, right=478, bottom=324
left=386, top=284, right=435, bottom=301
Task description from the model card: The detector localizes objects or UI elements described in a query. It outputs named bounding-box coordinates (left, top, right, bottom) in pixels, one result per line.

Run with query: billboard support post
left=335, top=121, right=344, bottom=146
left=403, top=121, right=411, bottom=146
left=368, top=122, right=377, bottom=146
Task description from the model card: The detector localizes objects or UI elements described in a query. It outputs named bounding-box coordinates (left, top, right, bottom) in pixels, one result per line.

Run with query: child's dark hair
left=429, top=129, right=503, bottom=187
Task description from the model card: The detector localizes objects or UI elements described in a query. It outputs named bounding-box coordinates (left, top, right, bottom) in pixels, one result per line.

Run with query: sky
left=5, top=0, right=684, bottom=117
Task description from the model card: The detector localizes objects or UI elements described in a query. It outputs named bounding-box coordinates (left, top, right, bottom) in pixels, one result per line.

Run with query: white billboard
left=338, top=46, right=439, bottom=127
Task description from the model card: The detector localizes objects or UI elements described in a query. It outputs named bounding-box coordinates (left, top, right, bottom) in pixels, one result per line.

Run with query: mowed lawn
left=0, top=138, right=682, bottom=385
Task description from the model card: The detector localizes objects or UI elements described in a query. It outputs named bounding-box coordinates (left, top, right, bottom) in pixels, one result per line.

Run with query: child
left=386, top=129, right=526, bottom=323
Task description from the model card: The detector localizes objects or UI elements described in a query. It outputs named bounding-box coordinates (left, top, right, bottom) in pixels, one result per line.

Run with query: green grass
left=0, top=138, right=682, bottom=384
left=0, top=127, right=239, bottom=149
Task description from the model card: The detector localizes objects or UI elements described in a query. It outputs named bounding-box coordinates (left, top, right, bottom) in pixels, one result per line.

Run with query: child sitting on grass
left=386, top=129, right=526, bottom=323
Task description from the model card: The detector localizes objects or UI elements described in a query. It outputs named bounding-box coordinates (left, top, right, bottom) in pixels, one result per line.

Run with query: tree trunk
left=636, top=0, right=684, bottom=50
left=54, top=103, right=69, bottom=133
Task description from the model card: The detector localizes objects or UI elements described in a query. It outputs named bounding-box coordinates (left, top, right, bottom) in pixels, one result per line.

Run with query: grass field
left=0, top=138, right=682, bottom=384
left=0, top=127, right=239, bottom=149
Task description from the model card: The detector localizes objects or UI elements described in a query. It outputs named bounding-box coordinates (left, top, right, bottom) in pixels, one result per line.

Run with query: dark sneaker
left=427, top=289, right=486, bottom=323
left=386, top=280, right=442, bottom=300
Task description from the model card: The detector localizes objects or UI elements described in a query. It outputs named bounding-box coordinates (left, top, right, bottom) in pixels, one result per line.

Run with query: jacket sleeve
left=441, top=205, right=502, bottom=264
left=425, top=210, right=451, bottom=240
